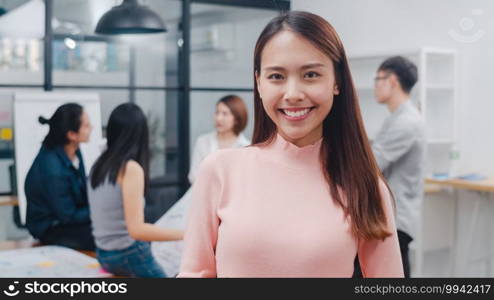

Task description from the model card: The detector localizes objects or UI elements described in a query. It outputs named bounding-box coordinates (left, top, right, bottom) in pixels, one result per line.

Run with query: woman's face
left=215, top=102, right=236, bottom=134
left=256, top=30, right=339, bottom=147
left=68, top=111, right=92, bottom=144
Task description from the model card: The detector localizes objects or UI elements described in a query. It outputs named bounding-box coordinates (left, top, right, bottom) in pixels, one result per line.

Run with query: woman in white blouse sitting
left=188, top=95, right=250, bottom=184
left=151, top=94, right=250, bottom=276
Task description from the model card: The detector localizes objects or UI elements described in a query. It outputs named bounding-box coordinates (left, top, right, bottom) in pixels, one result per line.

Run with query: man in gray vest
left=372, top=56, right=426, bottom=277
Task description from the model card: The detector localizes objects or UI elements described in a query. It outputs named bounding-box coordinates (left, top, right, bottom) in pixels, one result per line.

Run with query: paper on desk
left=0, top=246, right=110, bottom=278
left=151, top=188, right=193, bottom=277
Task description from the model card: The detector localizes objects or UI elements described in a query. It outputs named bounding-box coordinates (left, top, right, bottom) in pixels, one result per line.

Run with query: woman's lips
left=278, top=107, right=315, bottom=121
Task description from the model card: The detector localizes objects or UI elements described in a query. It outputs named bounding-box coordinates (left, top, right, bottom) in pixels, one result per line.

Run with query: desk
left=424, top=177, right=494, bottom=276
left=426, top=178, right=494, bottom=193
left=0, top=195, right=18, bottom=206
left=0, top=240, right=96, bottom=258
left=0, top=240, right=113, bottom=277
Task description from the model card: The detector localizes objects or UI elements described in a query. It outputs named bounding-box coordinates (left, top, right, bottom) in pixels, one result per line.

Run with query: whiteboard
left=14, top=92, right=104, bottom=224
left=0, top=91, right=13, bottom=127
left=0, top=92, right=14, bottom=194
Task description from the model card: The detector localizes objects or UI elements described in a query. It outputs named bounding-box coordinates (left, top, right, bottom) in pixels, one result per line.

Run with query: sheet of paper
left=0, top=246, right=110, bottom=278
left=151, top=188, right=193, bottom=277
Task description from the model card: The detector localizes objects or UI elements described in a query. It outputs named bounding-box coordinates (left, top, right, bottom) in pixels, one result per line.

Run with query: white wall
left=293, top=0, right=494, bottom=175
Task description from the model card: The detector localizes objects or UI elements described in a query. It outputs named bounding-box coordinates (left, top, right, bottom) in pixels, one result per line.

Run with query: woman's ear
left=255, top=71, right=262, bottom=98
left=333, top=84, right=340, bottom=95
left=66, top=131, right=78, bottom=143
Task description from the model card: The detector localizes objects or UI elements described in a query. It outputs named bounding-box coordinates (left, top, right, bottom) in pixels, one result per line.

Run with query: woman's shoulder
left=199, top=146, right=258, bottom=172
left=377, top=178, right=390, bottom=193
left=192, top=132, right=216, bottom=153
left=37, top=145, right=58, bottom=157
left=236, top=133, right=251, bottom=146
left=217, top=145, right=257, bottom=159
left=377, top=178, right=393, bottom=207
left=122, top=160, right=143, bottom=176
left=125, top=160, right=143, bottom=171
left=34, top=146, right=64, bottom=169
left=196, top=131, right=216, bottom=144
left=116, top=160, right=144, bottom=184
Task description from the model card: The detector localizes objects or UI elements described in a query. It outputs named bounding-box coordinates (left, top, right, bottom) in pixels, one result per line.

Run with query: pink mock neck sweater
left=179, top=134, right=403, bottom=278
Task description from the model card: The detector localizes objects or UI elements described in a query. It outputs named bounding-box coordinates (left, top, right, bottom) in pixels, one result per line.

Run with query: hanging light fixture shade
left=95, top=0, right=166, bottom=34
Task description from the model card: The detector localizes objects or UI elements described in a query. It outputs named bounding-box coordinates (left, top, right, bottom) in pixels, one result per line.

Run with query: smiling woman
left=178, top=11, right=404, bottom=278
left=255, top=30, right=339, bottom=147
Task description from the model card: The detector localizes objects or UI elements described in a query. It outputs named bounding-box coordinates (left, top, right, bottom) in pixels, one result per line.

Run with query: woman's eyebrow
left=263, top=63, right=327, bottom=72
left=263, top=66, right=285, bottom=72
left=301, top=63, right=326, bottom=70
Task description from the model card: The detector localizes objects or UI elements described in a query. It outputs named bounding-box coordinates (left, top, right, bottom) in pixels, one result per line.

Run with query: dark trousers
left=397, top=230, right=413, bottom=278
left=353, top=230, right=413, bottom=278
left=40, top=223, right=96, bottom=251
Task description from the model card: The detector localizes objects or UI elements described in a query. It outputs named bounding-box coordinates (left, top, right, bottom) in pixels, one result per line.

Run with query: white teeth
left=283, top=108, right=310, bottom=118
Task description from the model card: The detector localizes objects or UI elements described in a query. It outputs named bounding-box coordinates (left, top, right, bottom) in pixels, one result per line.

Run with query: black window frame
left=1, top=0, right=290, bottom=199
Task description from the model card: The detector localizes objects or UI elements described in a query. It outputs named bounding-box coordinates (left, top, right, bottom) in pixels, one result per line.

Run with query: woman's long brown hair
left=252, top=11, right=392, bottom=241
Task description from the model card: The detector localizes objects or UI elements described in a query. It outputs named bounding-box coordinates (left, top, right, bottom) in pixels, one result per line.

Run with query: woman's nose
left=283, top=79, right=305, bottom=103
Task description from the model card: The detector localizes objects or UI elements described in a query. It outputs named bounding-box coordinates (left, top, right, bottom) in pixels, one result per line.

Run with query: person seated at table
left=25, top=103, right=95, bottom=251
left=88, top=103, right=183, bottom=278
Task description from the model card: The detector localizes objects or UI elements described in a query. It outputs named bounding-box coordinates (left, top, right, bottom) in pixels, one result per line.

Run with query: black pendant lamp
left=95, top=0, right=166, bottom=35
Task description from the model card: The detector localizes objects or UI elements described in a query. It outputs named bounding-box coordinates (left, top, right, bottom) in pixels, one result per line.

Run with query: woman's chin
left=278, top=129, right=309, bottom=142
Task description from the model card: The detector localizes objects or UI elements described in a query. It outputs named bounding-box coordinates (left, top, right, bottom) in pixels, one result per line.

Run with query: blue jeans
left=96, top=241, right=166, bottom=278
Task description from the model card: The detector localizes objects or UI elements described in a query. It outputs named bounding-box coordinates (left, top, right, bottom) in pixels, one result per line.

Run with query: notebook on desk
left=456, top=173, right=487, bottom=181
left=431, top=173, right=487, bottom=181
left=431, top=173, right=450, bottom=180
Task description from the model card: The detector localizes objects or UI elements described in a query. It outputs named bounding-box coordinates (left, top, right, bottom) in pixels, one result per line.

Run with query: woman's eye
left=267, top=73, right=284, bottom=80
left=304, top=71, right=320, bottom=79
